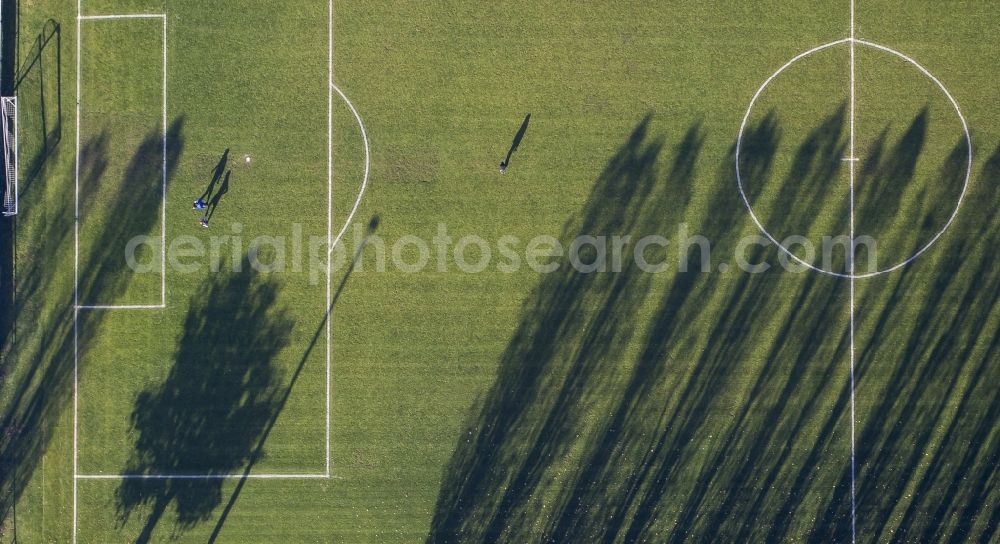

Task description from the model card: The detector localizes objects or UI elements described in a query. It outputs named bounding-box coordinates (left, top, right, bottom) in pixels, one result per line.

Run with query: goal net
left=1, top=96, right=17, bottom=216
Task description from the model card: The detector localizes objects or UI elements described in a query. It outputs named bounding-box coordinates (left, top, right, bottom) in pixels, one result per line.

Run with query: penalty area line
left=76, top=473, right=340, bottom=480
left=78, top=13, right=165, bottom=20
left=76, top=304, right=166, bottom=310
left=74, top=12, right=169, bottom=542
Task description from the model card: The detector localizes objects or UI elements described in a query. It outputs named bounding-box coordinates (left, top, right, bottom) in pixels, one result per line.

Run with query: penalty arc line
left=324, top=66, right=371, bottom=477
left=327, top=83, right=371, bottom=255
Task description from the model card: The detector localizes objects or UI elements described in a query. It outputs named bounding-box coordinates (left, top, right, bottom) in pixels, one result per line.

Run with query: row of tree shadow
left=0, top=0, right=26, bottom=370
left=0, top=7, right=63, bottom=406
left=0, top=109, right=180, bottom=532
left=0, top=110, right=317, bottom=542
left=0, top=18, right=995, bottom=539
left=427, top=108, right=999, bottom=542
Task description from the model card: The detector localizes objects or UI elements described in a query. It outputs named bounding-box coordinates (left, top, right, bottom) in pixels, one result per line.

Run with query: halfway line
left=848, top=1, right=858, bottom=543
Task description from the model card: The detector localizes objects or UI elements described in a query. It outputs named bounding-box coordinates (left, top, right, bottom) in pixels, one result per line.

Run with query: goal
left=1, top=96, right=17, bottom=216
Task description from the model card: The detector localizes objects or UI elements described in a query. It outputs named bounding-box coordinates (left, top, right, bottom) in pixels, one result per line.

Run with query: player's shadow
left=206, top=170, right=230, bottom=221
left=200, top=148, right=229, bottom=203
left=115, top=258, right=294, bottom=543
left=502, top=113, right=531, bottom=169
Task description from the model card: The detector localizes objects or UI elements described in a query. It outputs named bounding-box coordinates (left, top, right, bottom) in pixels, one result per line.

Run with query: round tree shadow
left=116, top=259, right=294, bottom=542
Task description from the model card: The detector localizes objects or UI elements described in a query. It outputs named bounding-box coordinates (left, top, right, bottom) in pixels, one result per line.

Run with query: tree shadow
left=853, top=108, right=930, bottom=271
left=115, top=258, right=294, bottom=543
left=742, top=103, right=849, bottom=272
left=0, top=118, right=185, bottom=529
left=427, top=106, right=993, bottom=543
left=205, top=215, right=379, bottom=542
left=427, top=114, right=700, bottom=542
left=808, top=142, right=1000, bottom=543
left=77, top=119, right=183, bottom=302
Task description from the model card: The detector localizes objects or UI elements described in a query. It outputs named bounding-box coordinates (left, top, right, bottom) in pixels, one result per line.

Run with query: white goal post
left=1, top=96, right=17, bottom=217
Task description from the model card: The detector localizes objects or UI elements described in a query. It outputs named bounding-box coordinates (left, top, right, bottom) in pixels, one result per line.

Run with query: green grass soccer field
left=1, top=0, right=998, bottom=542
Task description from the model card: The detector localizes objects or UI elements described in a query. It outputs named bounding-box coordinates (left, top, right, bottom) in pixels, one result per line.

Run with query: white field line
left=732, top=8, right=972, bottom=543
left=326, top=0, right=334, bottom=478
left=73, top=0, right=81, bottom=538
left=854, top=38, right=973, bottom=278
left=76, top=473, right=337, bottom=480
left=73, top=13, right=168, bottom=543
left=73, top=310, right=79, bottom=544
left=70, top=7, right=359, bottom=538
left=735, top=39, right=852, bottom=271
left=162, top=15, right=168, bottom=307
left=736, top=38, right=970, bottom=280
left=74, top=6, right=338, bottom=516
left=76, top=304, right=165, bottom=310
left=324, top=82, right=371, bottom=475
left=75, top=16, right=167, bottom=308
left=78, top=14, right=165, bottom=20
left=848, top=1, right=857, bottom=543
left=328, top=84, right=370, bottom=254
